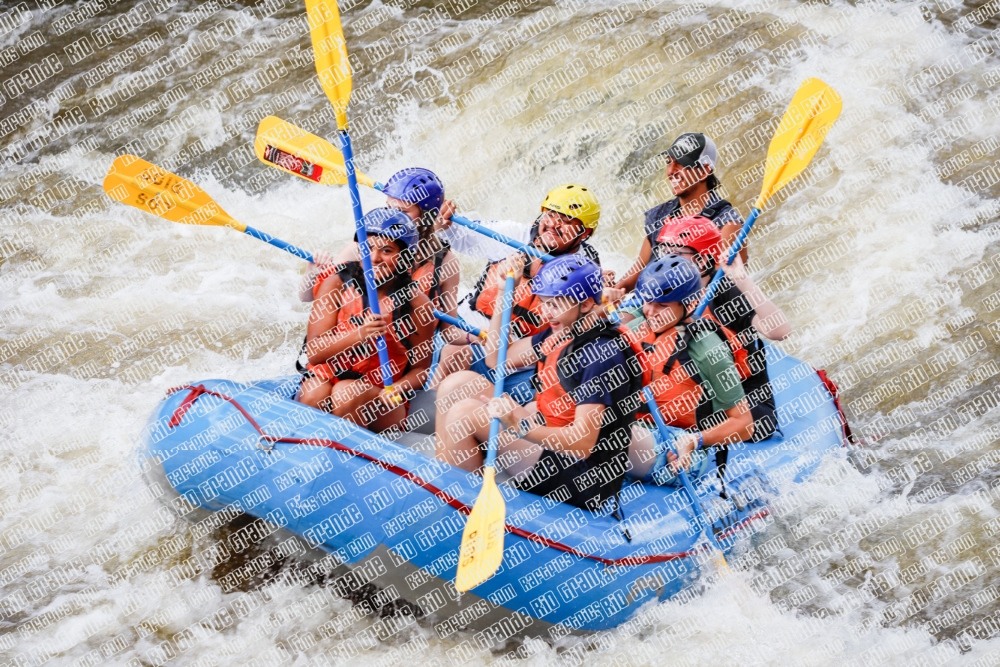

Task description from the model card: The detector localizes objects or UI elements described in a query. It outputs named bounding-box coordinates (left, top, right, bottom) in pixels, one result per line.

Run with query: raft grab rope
left=164, top=385, right=770, bottom=567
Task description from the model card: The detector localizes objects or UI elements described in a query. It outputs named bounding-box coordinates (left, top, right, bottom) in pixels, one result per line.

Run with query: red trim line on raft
left=813, top=368, right=855, bottom=445
left=164, top=385, right=771, bottom=567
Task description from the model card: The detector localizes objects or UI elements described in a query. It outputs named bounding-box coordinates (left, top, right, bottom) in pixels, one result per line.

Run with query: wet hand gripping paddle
left=642, top=386, right=729, bottom=571
left=253, top=116, right=555, bottom=263
left=455, top=271, right=515, bottom=592
left=692, top=78, right=842, bottom=318
left=102, top=155, right=315, bottom=263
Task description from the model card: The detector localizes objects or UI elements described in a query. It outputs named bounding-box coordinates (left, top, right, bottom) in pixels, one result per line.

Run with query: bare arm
left=668, top=399, right=754, bottom=472
left=484, top=285, right=540, bottom=370
left=702, top=399, right=754, bottom=445
left=615, top=237, right=652, bottom=291
left=304, top=274, right=401, bottom=366
left=533, top=404, right=605, bottom=459
left=723, top=255, right=792, bottom=341
left=492, top=400, right=606, bottom=459
left=484, top=255, right=539, bottom=370
left=334, top=242, right=360, bottom=265
left=304, top=275, right=366, bottom=364
left=297, top=250, right=336, bottom=303
left=720, top=221, right=748, bottom=263
left=435, top=251, right=466, bottom=344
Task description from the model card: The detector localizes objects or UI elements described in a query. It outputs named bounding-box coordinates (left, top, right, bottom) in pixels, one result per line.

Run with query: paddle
left=103, top=155, right=314, bottom=262
left=106, top=158, right=481, bottom=342
left=642, top=387, right=729, bottom=570
left=433, top=310, right=486, bottom=340
left=306, top=0, right=399, bottom=397
left=254, top=115, right=378, bottom=189
left=455, top=271, right=515, bottom=592
left=254, top=116, right=555, bottom=262
left=692, top=78, right=842, bottom=318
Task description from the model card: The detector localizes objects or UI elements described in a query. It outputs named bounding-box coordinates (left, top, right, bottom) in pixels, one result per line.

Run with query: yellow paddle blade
left=254, top=116, right=378, bottom=189
left=306, top=0, right=351, bottom=130
left=757, top=78, right=842, bottom=209
left=255, top=116, right=347, bottom=186
left=714, top=549, right=729, bottom=572
left=455, top=467, right=506, bottom=592
left=103, top=155, right=245, bottom=232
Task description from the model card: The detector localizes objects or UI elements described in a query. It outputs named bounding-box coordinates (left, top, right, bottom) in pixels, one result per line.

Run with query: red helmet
left=655, top=216, right=723, bottom=263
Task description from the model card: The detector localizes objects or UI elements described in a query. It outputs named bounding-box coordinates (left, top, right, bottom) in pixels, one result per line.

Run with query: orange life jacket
left=531, top=321, right=649, bottom=509
left=535, top=322, right=650, bottom=427
left=303, top=263, right=415, bottom=387
left=468, top=242, right=601, bottom=339
left=472, top=263, right=546, bottom=339
left=316, top=248, right=448, bottom=308
left=635, top=317, right=742, bottom=430
left=643, top=327, right=712, bottom=429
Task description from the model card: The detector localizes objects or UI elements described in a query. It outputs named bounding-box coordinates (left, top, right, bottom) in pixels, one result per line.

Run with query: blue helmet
left=383, top=167, right=445, bottom=213
left=358, top=207, right=419, bottom=251
left=531, top=255, right=603, bottom=302
left=636, top=254, right=703, bottom=304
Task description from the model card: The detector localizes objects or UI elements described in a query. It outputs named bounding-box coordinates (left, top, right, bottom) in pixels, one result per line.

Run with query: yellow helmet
left=540, top=184, right=600, bottom=230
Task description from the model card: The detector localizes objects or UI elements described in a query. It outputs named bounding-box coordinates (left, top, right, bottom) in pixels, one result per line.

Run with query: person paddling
left=297, top=208, right=435, bottom=432
left=431, top=184, right=604, bottom=401
left=435, top=256, right=644, bottom=512
left=615, top=132, right=744, bottom=292
left=624, top=255, right=755, bottom=483
left=648, top=215, right=788, bottom=443
left=299, top=168, right=463, bottom=340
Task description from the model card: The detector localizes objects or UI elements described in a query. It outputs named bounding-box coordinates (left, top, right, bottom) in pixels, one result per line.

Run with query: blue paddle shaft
left=619, top=296, right=641, bottom=311
left=370, top=182, right=554, bottom=263
left=341, top=131, right=395, bottom=390
left=485, top=274, right=516, bottom=468
left=637, top=206, right=763, bottom=549
left=642, top=387, right=722, bottom=549
left=452, top=214, right=555, bottom=263
left=692, top=206, right=761, bottom=319
left=433, top=309, right=483, bottom=338
left=243, top=226, right=314, bottom=263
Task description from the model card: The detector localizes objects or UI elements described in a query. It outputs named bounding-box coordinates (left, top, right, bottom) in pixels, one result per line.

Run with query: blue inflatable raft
left=141, top=342, right=848, bottom=638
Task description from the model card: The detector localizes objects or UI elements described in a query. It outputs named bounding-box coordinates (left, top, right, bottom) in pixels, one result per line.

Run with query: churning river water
left=2, top=0, right=1000, bottom=664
